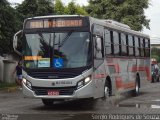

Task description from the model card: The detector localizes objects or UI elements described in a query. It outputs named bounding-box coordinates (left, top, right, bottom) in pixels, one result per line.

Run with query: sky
left=143, top=0, right=160, bottom=43
left=8, top=0, right=160, bottom=41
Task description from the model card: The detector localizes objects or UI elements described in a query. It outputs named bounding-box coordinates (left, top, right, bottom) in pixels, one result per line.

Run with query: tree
left=16, top=0, right=38, bottom=20
left=65, top=1, right=88, bottom=15
left=0, top=0, right=18, bottom=54
left=151, top=48, right=160, bottom=63
left=54, top=0, right=65, bottom=15
left=16, top=0, right=54, bottom=22
left=86, top=0, right=150, bottom=31
left=65, top=1, right=77, bottom=14
left=36, top=0, right=54, bottom=16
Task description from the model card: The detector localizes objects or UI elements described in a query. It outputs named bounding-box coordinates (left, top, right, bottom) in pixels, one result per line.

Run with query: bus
left=13, top=15, right=151, bottom=105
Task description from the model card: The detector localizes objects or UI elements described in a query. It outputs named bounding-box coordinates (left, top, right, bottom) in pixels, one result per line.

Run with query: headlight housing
left=77, top=76, right=91, bottom=89
left=22, top=78, right=32, bottom=90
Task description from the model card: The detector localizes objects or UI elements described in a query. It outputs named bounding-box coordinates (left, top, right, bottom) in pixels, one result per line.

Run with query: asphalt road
left=1, top=82, right=160, bottom=120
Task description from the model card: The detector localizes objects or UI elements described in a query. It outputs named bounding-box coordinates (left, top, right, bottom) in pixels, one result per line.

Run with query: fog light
left=77, top=80, right=84, bottom=89
left=26, top=80, right=32, bottom=90
left=77, top=76, right=92, bottom=90
left=23, top=78, right=32, bottom=90
left=22, top=78, right=26, bottom=84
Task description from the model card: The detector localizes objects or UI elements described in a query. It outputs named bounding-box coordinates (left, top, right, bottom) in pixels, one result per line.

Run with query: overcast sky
left=8, top=0, right=160, bottom=39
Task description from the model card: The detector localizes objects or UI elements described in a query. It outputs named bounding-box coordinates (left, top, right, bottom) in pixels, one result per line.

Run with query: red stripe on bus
left=115, top=77, right=122, bottom=89
left=115, top=64, right=120, bottom=73
left=145, top=67, right=151, bottom=81
left=131, top=66, right=146, bottom=71
left=130, top=66, right=151, bottom=81
left=116, top=77, right=135, bottom=89
left=93, top=74, right=107, bottom=79
left=123, top=82, right=135, bottom=89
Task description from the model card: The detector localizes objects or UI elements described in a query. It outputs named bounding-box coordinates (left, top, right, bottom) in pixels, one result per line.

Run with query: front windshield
left=23, top=32, right=92, bottom=69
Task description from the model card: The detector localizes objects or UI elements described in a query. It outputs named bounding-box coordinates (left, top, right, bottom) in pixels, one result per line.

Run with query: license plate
left=47, top=90, right=59, bottom=96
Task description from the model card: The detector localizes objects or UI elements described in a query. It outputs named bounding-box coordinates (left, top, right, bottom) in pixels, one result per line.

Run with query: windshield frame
left=22, top=31, right=93, bottom=70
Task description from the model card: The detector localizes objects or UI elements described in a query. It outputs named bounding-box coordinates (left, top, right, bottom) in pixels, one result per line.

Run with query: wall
left=0, top=56, right=4, bottom=82
left=0, top=54, right=20, bottom=83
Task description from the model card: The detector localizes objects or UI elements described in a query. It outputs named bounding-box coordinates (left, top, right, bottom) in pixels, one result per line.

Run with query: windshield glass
left=23, top=32, right=92, bottom=69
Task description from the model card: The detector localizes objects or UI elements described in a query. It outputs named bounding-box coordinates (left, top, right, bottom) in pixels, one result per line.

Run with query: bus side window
left=134, top=37, right=140, bottom=57
left=113, top=31, right=120, bottom=56
left=140, top=38, right=145, bottom=57
left=120, top=33, right=127, bottom=56
left=138, top=38, right=141, bottom=57
left=104, top=29, right=112, bottom=55
left=133, top=36, right=135, bottom=56
left=145, top=39, right=150, bottom=57
left=128, top=35, right=134, bottom=56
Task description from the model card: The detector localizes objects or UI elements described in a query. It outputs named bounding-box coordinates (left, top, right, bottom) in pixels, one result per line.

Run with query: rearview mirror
left=95, top=37, right=102, bottom=51
left=13, top=30, right=22, bottom=56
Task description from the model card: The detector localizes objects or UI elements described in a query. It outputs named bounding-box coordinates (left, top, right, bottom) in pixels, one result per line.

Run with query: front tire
left=102, top=79, right=112, bottom=99
left=42, top=99, right=54, bottom=106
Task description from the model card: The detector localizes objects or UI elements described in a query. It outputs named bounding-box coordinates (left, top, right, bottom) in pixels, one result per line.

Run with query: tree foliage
left=54, top=0, right=65, bottom=15
left=16, top=0, right=54, bottom=22
left=0, top=0, right=151, bottom=55
left=0, top=0, right=18, bottom=54
left=86, top=0, right=150, bottom=31
left=16, top=0, right=87, bottom=22
left=36, top=0, right=54, bottom=16
left=55, top=0, right=88, bottom=15
left=151, top=48, right=160, bottom=63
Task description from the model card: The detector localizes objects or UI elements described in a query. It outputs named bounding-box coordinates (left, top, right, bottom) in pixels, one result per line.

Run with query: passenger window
left=145, top=39, right=150, bottom=57
left=105, top=29, right=112, bottom=55
left=134, top=37, right=140, bottom=56
left=140, top=38, right=145, bottom=57
left=121, top=33, right=127, bottom=56
left=128, top=35, right=134, bottom=56
left=113, top=31, right=120, bottom=55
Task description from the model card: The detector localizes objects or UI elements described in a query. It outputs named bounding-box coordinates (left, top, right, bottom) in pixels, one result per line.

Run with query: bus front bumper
left=22, top=80, right=94, bottom=100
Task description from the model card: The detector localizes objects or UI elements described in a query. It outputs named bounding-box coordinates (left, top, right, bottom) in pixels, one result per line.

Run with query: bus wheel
left=42, top=99, right=54, bottom=106
left=102, top=79, right=112, bottom=99
left=133, top=75, right=140, bottom=96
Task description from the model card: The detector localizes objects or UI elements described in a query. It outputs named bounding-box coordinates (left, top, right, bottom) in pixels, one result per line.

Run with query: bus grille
left=28, top=72, right=78, bottom=79
left=32, top=86, right=76, bottom=96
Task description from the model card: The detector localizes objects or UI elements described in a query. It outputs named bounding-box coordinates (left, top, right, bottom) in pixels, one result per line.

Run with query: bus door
left=92, top=24, right=106, bottom=98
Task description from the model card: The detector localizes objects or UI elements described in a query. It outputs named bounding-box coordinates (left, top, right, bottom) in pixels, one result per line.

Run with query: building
left=151, top=37, right=160, bottom=49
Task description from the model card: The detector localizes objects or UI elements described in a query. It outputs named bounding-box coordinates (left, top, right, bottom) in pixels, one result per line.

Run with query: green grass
left=0, top=81, right=17, bottom=89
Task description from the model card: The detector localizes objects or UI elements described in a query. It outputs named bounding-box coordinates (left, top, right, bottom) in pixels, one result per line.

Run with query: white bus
left=13, top=15, right=151, bottom=105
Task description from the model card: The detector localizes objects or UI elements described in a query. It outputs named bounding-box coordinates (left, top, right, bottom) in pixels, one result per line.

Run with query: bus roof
left=26, top=15, right=85, bottom=20
left=89, top=17, right=150, bottom=38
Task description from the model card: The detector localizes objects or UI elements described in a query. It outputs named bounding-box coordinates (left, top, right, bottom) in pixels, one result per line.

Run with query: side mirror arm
left=13, top=30, right=22, bottom=56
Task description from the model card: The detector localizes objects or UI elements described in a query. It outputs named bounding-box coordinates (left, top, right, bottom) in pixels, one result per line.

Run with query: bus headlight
left=77, top=76, right=91, bottom=89
left=84, top=77, right=91, bottom=84
left=22, top=78, right=32, bottom=90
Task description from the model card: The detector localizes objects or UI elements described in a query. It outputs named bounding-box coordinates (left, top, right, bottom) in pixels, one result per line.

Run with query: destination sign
left=25, top=18, right=84, bottom=29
